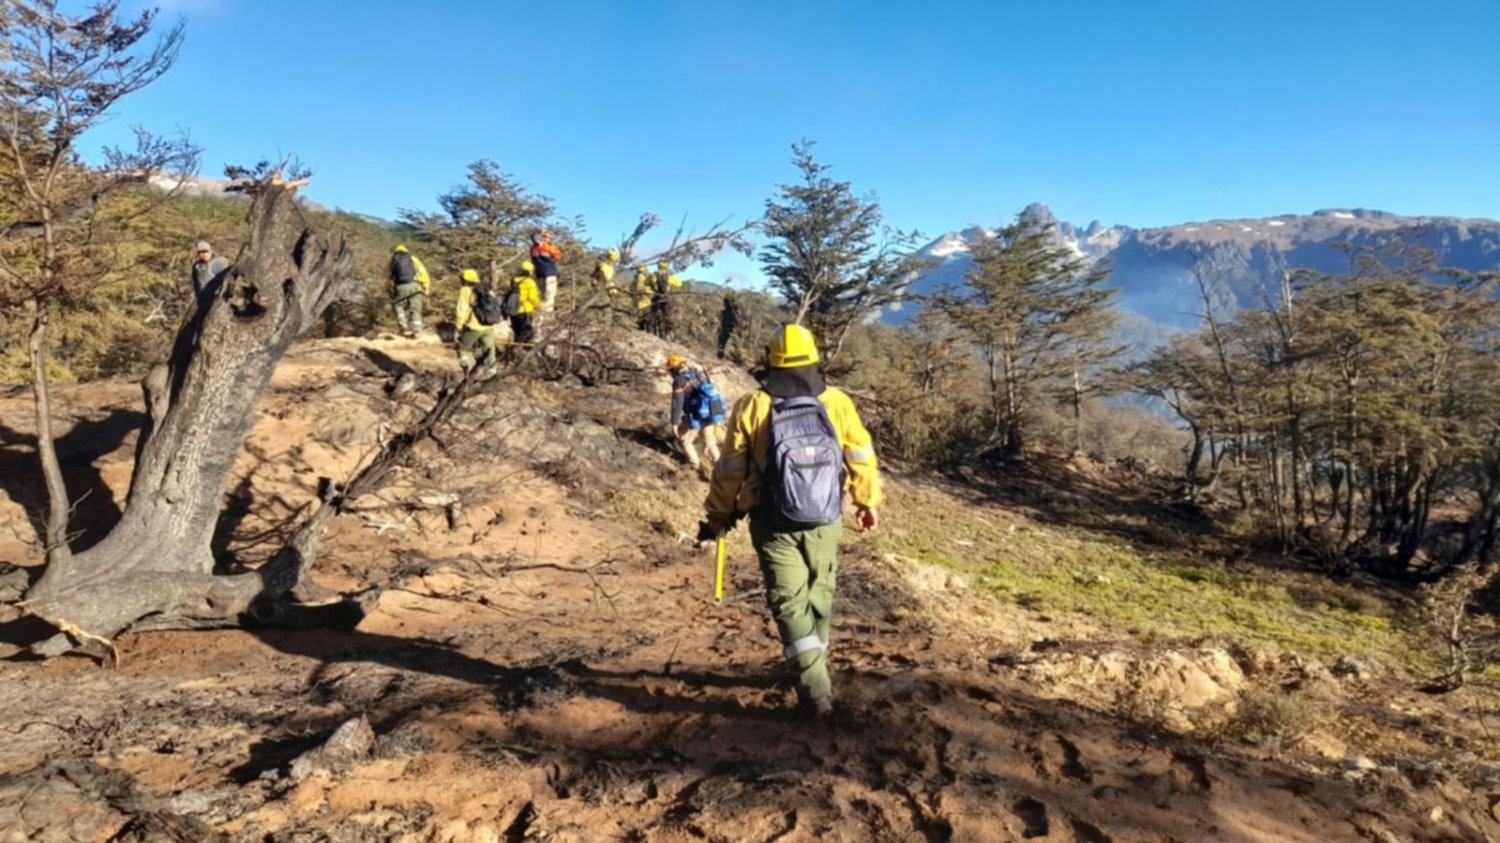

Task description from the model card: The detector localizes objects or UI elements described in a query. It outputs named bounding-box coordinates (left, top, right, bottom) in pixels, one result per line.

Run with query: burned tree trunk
left=22, top=181, right=359, bottom=644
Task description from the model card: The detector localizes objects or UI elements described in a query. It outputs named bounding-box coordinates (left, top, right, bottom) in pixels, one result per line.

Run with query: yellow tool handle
left=714, top=533, right=727, bottom=604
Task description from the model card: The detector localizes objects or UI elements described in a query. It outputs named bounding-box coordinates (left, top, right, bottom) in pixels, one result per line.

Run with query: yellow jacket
left=594, top=259, right=617, bottom=291
left=412, top=256, right=431, bottom=293
left=705, top=386, right=882, bottom=519
left=508, top=275, right=540, bottom=315
left=454, top=284, right=486, bottom=332
left=634, top=270, right=655, bottom=309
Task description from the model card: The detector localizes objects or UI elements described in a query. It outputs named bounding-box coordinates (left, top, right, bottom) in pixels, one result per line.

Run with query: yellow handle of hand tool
left=714, top=533, right=727, bottom=604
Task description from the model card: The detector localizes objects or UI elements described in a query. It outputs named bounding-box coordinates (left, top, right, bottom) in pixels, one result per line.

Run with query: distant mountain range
left=895, top=204, right=1500, bottom=352
left=146, top=172, right=396, bottom=228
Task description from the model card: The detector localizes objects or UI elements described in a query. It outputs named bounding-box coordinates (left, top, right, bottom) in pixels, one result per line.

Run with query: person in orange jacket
left=530, top=230, right=563, bottom=314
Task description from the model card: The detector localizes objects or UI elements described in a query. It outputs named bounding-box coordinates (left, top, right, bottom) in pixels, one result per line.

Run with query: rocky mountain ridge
left=897, top=204, right=1500, bottom=341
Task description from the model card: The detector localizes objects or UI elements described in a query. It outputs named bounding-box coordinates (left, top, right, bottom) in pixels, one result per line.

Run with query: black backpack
left=502, top=284, right=523, bottom=317
left=391, top=252, right=417, bottom=285
left=472, top=286, right=504, bottom=326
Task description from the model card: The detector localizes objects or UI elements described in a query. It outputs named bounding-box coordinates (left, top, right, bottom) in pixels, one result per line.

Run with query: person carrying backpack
left=701, top=324, right=882, bottom=720
left=388, top=244, right=431, bottom=338
left=504, top=260, right=542, bottom=347
left=454, top=268, right=499, bottom=378
left=666, top=355, right=726, bottom=480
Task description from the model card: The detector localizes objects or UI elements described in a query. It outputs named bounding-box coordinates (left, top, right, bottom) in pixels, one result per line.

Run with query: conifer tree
left=759, top=140, right=921, bottom=363
left=935, top=210, right=1117, bottom=456
left=399, top=160, right=556, bottom=285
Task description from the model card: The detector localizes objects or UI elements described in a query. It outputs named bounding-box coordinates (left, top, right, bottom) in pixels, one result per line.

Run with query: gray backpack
left=763, top=394, right=844, bottom=527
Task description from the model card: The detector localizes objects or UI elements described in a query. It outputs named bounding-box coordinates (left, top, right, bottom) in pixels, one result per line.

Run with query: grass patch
left=871, top=491, right=1422, bottom=666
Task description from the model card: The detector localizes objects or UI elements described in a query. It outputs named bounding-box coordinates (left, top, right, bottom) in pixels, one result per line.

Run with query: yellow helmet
left=460, top=268, right=480, bottom=284
left=657, top=259, right=670, bottom=270
left=768, top=324, right=820, bottom=369
left=607, top=248, right=620, bottom=261
left=665, top=354, right=686, bottom=371
left=519, top=259, right=535, bottom=275
left=393, top=244, right=409, bottom=253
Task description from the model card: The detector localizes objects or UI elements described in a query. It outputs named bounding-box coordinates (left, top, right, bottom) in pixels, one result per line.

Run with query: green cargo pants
left=750, top=516, right=843, bottom=702
left=393, top=282, right=424, bottom=333
left=457, top=326, right=496, bottom=372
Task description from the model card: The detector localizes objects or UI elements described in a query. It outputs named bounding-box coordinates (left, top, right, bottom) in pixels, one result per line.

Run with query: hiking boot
left=808, top=696, right=834, bottom=721
left=794, top=687, right=835, bottom=721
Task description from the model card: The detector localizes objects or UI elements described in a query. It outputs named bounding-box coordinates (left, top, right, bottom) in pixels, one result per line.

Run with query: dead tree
left=21, top=177, right=361, bottom=648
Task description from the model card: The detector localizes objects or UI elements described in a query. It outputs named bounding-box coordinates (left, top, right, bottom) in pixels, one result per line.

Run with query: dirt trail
left=1, top=337, right=1497, bottom=842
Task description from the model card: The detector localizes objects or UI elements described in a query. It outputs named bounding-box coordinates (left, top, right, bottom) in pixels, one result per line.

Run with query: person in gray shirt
left=190, top=240, right=227, bottom=302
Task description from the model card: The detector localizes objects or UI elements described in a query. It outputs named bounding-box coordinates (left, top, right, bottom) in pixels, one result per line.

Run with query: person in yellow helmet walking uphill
left=701, top=324, right=882, bottom=720
left=388, top=244, right=431, bottom=338
left=504, top=260, right=542, bottom=348
left=454, top=268, right=501, bottom=378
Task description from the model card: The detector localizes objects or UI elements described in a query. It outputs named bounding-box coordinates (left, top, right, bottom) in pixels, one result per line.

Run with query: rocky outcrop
left=1006, top=646, right=1247, bottom=732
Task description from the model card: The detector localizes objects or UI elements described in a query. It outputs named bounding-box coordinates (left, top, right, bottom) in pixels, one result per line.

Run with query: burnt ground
left=1, top=335, right=1498, bottom=843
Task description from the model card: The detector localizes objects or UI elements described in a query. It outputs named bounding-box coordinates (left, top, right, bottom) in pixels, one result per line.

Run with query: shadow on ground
left=0, top=409, right=145, bottom=554
left=236, top=620, right=1482, bottom=842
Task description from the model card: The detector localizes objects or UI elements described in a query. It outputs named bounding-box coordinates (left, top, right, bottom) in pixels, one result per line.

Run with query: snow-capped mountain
left=895, top=204, right=1500, bottom=353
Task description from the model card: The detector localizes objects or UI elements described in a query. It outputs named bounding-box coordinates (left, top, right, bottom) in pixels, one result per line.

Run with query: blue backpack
left=689, top=379, right=727, bottom=424
left=763, top=394, right=844, bottom=527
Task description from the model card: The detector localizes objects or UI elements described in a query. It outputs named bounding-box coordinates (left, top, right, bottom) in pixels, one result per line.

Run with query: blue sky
left=101, top=0, right=1499, bottom=283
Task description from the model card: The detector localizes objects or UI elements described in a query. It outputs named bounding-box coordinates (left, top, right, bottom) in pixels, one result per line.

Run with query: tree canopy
left=759, top=141, right=922, bottom=363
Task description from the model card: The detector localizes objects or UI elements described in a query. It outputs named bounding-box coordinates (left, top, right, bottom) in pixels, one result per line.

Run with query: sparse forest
left=1, top=2, right=1498, bottom=840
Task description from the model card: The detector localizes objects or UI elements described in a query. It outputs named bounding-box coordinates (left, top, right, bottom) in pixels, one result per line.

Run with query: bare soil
left=1, top=336, right=1497, bottom=842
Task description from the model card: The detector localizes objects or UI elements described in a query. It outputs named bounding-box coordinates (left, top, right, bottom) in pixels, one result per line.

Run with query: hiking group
left=384, top=236, right=547, bottom=377
left=368, top=231, right=739, bottom=374
left=186, top=238, right=877, bottom=723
